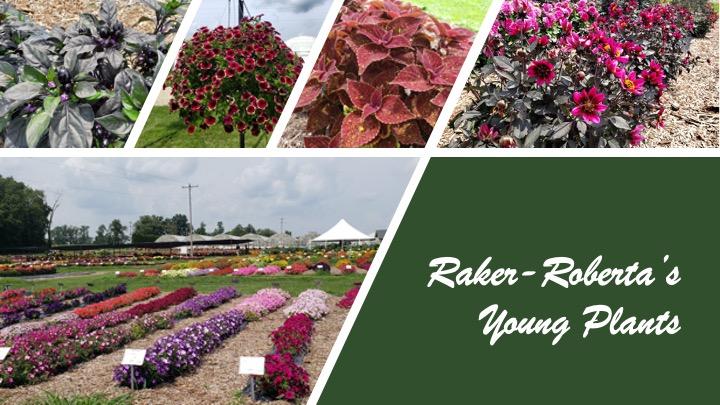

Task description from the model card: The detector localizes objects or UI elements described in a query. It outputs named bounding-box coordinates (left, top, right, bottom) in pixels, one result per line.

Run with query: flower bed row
left=1, top=287, right=88, bottom=328
left=284, top=289, right=330, bottom=320
left=337, top=286, right=361, bottom=309
left=114, top=288, right=290, bottom=389
left=250, top=289, right=331, bottom=401
left=0, top=284, right=130, bottom=330
left=0, top=263, right=56, bottom=277
left=0, top=286, right=234, bottom=387
left=74, top=287, right=161, bottom=319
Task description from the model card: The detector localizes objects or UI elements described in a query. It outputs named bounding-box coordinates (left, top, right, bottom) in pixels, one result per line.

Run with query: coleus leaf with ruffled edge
left=346, top=80, right=415, bottom=125
left=340, top=111, right=381, bottom=147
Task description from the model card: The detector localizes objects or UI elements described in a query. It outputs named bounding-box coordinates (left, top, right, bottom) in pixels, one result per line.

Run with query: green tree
left=195, top=221, right=208, bottom=235
left=257, top=228, right=276, bottom=237
left=132, top=215, right=168, bottom=243
left=94, top=224, right=109, bottom=244
left=108, top=219, right=128, bottom=245
left=0, top=176, right=51, bottom=248
left=51, top=225, right=92, bottom=245
left=165, top=214, right=190, bottom=236
left=212, top=221, right=225, bottom=235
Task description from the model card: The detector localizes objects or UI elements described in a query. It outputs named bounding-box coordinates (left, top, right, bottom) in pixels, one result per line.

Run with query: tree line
left=0, top=175, right=278, bottom=248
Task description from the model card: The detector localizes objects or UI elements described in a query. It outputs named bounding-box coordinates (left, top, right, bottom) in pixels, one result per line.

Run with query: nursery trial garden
left=0, top=248, right=369, bottom=404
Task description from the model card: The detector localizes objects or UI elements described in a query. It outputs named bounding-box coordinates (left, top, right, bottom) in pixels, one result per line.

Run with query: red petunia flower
left=571, top=87, right=608, bottom=124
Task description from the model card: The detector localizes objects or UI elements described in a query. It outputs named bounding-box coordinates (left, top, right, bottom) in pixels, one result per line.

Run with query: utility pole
left=280, top=217, right=284, bottom=248
left=182, top=184, right=199, bottom=257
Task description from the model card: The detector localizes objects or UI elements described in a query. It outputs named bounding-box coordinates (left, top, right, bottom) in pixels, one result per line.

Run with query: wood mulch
left=1, top=296, right=349, bottom=405
left=6, top=0, right=156, bottom=33
left=642, top=26, right=719, bottom=147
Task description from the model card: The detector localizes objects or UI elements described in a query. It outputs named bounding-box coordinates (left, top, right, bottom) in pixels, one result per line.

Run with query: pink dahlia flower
left=571, top=87, right=608, bottom=124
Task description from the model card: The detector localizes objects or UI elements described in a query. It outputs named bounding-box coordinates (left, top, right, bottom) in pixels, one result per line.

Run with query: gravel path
left=642, top=26, right=719, bottom=148
left=6, top=0, right=156, bottom=33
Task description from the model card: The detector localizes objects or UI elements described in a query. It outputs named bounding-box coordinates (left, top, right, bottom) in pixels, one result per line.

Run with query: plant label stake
left=122, top=349, right=146, bottom=390
left=0, top=347, right=10, bottom=361
left=239, top=356, right=265, bottom=401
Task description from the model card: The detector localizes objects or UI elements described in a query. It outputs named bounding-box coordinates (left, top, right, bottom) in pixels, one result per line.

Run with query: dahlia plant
left=167, top=17, right=302, bottom=147
left=450, top=0, right=704, bottom=148
left=295, top=0, right=474, bottom=147
left=0, top=0, right=187, bottom=147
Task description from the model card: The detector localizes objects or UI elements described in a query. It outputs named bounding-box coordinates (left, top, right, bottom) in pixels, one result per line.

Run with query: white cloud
left=0, top=158, right=416, bottom=236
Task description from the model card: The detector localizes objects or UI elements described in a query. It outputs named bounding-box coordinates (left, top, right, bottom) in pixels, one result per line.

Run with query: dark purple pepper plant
left=0, top=0, right=187, bottom=148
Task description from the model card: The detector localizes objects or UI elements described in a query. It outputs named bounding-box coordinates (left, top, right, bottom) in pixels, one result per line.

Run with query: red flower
left=527, top=59, right=555, bottom=86
left=571, top=87, right=608, bottom=124
left=619, top=71, right=645, bottom=95
left=629, top=125, right=645, bottom=146
left=477, top=123, right=499, bottom=141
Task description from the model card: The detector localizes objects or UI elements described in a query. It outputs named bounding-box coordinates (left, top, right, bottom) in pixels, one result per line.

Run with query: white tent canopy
left=312, top=219, right=373, bottom=243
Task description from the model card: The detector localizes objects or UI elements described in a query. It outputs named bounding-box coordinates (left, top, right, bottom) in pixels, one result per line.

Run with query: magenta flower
left=629, top=125, right=645, bottom=146
left=477, top=123, right=499, bottom=141
left=527, top=59, right=555, bottom=85
left=571, top=87, right=608, bottom=124
left=619, top=71, right=645, bottom=95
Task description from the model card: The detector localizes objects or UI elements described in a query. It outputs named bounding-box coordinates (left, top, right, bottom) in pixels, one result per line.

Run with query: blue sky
left=189, top=0, right=332, bottom=39
left=0, top=158, right=416, bottom=236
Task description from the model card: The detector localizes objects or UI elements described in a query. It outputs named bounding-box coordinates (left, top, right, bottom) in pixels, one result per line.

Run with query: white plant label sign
left=0, top=347, right=10, bottom=361
left=121, top=349, right=146, bottom=366
left=239, top=356, right=265, bottom=375
left=345, top=265, right=352, bottom=270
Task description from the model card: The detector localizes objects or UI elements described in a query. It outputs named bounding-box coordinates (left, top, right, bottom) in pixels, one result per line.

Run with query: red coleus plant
left=295, top=0, right=474, bottom=148
left=167, top=17, right=302, bottom=147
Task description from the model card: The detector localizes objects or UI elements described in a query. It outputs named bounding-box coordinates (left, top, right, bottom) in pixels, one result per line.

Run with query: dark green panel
left=319, top=158, right=719, bottom=404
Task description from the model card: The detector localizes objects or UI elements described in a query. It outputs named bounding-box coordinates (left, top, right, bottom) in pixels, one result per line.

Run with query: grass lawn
left=135, top=106, right=269, bottom=148
left=0, top=267, right=364, bottom=296
left=408, top=0, right=493, bottom=30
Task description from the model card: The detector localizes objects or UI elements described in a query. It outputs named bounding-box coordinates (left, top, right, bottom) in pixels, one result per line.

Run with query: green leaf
left=43, top=95, right=61, bottom=113
left=609, top=116, right=631, bottom=130
left=123, top=106, right=139, bottom=122
left=96, top=111, right=133, bottom=136
left=47, top=67, right=57, bottom=83
left=74, top=81, right=99, bottom=99
left=130, top=76, right=149, bottom=109
left=26, top=109, right=53, bottom=147
left=0, top=61, right=18, bottom=88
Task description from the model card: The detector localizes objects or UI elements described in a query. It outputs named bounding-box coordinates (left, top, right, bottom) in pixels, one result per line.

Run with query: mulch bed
left=642, top=26, right=719, bottom=148
left=6, top=0, right=156, bottom=33
left=0, top=295, right=349, bottom=405
left=278, top=113, right=312, bottom=148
